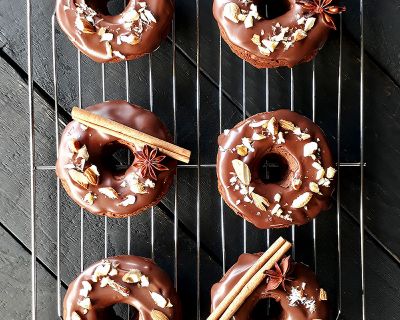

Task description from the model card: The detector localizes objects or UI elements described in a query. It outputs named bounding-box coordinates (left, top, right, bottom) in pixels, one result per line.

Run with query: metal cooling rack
left=25, top=0, right=366, bottom=319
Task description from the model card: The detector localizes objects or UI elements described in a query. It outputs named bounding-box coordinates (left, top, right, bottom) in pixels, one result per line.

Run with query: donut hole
left=254, top=0, right=292, bottom=20
left=251, top=298, right=282, bottom=319
left=259, top=153, right=290, bottom=184
left=102, top=142, right=134, bottom=176
left=85, top=0, right=127, bottom=16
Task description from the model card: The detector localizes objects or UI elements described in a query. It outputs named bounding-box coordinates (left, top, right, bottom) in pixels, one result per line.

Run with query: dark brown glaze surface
left=211, top=253, right=329, bottom=320
left=56, top=100, right=177, bottom=218
left=64, top=255, right=182, bottom=320
left=217, top=110, right=335, bottom=229
left=56, top=0, right=174, bottom=63
left=213, top=0, right=331, bottom=68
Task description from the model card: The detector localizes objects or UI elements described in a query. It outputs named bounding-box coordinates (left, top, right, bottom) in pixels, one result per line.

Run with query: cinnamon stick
left=71, top=107, right=191, bottom=163
left=207, top=237, right=291, bottom=320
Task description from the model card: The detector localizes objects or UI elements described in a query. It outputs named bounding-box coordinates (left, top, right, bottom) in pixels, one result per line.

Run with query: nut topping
left=150, top=292, right=173, bottom=308
left=122, top=269, right=142, bottom=284
left=223, top=3, right=240, bottom=23
left=71, top=312, right=82, bottom=320
left=151, top=310, right=169, bottom=320
left=68, top=169, right=90, bottom=189
left=75, top=15, right=95, bottom=34
left=84, top=165, right=99, bottom=185
left=232, top=159, right=251, bottom=185
left=279, top=119, right=295, bottom=131
left=94, top=261, right=111, bottom=277
left=251, top=192, right=270, bottom=211
left=326, top=167, right=336, bottom=179
left=303, top=142, right=318, bottom=157
left=291, top=192, right=313, bottom=208
left=99, top=187, right=119, bottom=199
left=319, top=288, right=328, bottom=301
left=236, top=144, right=248, bottom=156
left=77, top=297, right=91, bottom=310
left=267, top=117, right=278, bottom=136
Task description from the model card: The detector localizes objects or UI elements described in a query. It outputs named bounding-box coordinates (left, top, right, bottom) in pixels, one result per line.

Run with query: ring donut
left=56, top=0, right=174, bottom=63
left=211, top=254, right=329, bottom=319
left=217, top=110, right=335, bottom=229
left=213, top=0, right=345, bottom=68
left=56, top=100, right=177, bottom=218
left=64, top=256, right=182, bottom=320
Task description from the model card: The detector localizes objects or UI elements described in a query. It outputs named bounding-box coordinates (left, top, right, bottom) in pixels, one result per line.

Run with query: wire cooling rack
left=25, top=0, right=366, bottom=319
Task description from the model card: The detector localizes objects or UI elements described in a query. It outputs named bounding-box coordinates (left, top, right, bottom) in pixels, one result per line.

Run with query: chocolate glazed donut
left=56, top=0, right=174, bottom=63
left=56, top=100, right=177, bottom=218
left=211, top=254, right=329, bottom=320
left=217, top=110, right=336, bottom=229
left=213, top=0, right=345, bottom=68
left=64, top=256, right=182, bottom=320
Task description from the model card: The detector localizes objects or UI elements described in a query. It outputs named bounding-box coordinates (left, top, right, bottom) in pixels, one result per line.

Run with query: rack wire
left=26, top=1, right=366, bottom=319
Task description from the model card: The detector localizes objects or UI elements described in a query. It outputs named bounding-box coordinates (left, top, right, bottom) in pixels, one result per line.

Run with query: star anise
left=264, top=256, right=294, bottom=291
left=296, top=0, right=346, bottom=30
left=133, top=145, right=169, bottom=181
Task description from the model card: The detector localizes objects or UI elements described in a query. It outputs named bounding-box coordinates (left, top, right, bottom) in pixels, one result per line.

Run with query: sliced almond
left=119, top=34, right=140, bottom=45
left=123, top=9, right=140, bottom=23
left=261, top=39, right=278, bottom=53
left=84, top=165, right=99, bottom=185
left=303, top=142, right=318, bottom=157
left=236, top=145, right=248, bottom=156
left=99, top=187, right=118, bottom=199
left=105, top=42, right=113, bottom=58
left=75, top=16, right=95, bottom=34
left=304, top=17, right=316, bottom=32
left=68, top=139, right=81, bottom=153
left=274, top=193, right=282, bottom=202
left=77, top=145, right=89, bottom=161
left=151, top=310, right=169, bottom=320
left=223, top=3, right=240, bottom=23
left=279, top=119, right=295, bottom=131
left=326, top=167, right=336, bottom=179
left=252, top=133, right=267, bottom=141
left=319, top=288, right=328, bottom=301
left=83, top=192, right=96, bottom=205
left=309, top=182, right=320, bottom=194
left=117, top=195, right=136, bottom=206
left=251, top=192, right=270, bottom=211
left=71, top=312, right=82, bottom=320
left=94, top=261, right=111, bottom=277
left=244, top=14, right=254, bottom=28
left=293, top=29, right=307, bottom=41
left=251, top=34, right=261, bottom=46
left=77, top=297, right=91, bottom=310
left=258, top=45, right=271, bottom=56
left=316, top=168, right=325, bottom=180
left=267, top=117, right=278, bottom=136
left=292, top=178, right=302, bottom=190
left=122, top=269, right=142, bottom=284
left=232, top=159, right=251, bottom=185
left=140, top=275, right=150, bottom=287
left=68, top=169, right=89, bottom=189
left=291, top=192, right=313, bottom=208
left=150, top=292, right=172, bottom=308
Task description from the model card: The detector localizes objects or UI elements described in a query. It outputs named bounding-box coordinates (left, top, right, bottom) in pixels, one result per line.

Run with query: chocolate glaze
left=56, top=100, right=177, bottom=218
left=217, top=110, right=335, bottom=229
left=213, top=0, right=331, bottom=68
left=211, top=253, right=329, bottom=320
left=56, top=0, right=174, bottom=63
left=64, top=255, right=182, bottom=320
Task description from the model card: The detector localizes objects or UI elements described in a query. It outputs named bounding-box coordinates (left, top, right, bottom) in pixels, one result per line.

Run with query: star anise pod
left=133, top=145, right=169, bottom=181
left=264, top=256, right=294, bottom=291
left=296, top=0, right=346, bottom=30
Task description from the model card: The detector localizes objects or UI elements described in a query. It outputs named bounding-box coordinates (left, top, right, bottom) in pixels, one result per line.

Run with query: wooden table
left=0, top=0, right=399, bottom=319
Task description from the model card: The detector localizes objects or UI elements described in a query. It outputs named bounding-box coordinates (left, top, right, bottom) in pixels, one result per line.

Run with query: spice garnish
left=133, top=145, right=169, bottom=180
